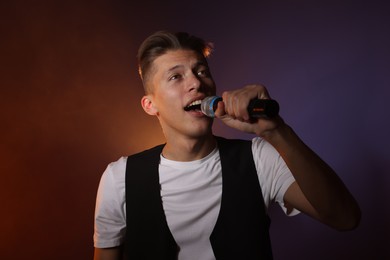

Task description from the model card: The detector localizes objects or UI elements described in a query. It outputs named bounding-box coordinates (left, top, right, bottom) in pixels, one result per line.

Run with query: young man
left=93, top=31, right=361, bottom=260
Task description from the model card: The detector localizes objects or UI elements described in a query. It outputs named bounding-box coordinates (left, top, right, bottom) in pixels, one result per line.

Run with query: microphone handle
left=201, top=96, right=279, bottom=118
left=247, top=99, right=279, bottom=118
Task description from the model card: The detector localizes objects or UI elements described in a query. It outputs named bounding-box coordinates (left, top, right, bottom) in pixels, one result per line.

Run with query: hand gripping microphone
left=201, top=96, right=280, bottom=118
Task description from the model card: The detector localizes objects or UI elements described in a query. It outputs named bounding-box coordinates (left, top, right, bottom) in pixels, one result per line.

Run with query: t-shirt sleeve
left=93, top=157, right=127, bottom=248
left=252, top=137, right=300, bottom=216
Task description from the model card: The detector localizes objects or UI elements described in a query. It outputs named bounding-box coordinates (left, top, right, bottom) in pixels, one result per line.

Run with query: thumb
left=214, top=99, right=226, bottom=118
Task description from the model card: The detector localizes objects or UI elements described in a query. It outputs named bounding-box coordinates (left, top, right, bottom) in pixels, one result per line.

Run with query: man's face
left=145, top=49, right=216, bottom=139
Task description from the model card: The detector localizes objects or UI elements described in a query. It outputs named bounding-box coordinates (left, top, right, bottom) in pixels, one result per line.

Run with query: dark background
left=1, top=1, right=389, bottom=259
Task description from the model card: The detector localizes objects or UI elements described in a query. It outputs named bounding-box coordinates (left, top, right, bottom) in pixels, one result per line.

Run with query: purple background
left=1, top=1, right=389, bottom=259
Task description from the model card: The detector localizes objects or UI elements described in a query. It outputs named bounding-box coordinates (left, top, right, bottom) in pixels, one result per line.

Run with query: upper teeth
left=188, top=100, right=202, bottom=107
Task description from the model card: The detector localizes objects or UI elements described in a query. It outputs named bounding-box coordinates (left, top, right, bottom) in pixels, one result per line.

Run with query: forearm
left=94, top=247, right=122, bottom=260
left=263, top=123, right=361, bottom=230
left=215, top=84, right=360, bottom=229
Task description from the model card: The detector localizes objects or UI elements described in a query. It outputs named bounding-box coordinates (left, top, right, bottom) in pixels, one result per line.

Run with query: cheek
left=161, top=88, right=181, bottom=103
left=155, top=94, right=180, bottom=115
left=203, top=79, right=216, bottom=95
left=153, top=84, right=184, bottom=112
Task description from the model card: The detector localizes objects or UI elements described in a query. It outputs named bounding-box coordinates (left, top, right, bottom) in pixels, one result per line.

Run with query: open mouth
left=184, top=100, right=202, bottom=111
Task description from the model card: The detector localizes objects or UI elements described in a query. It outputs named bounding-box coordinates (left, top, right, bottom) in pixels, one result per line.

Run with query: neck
left=162, top=134, right=216, bottom=161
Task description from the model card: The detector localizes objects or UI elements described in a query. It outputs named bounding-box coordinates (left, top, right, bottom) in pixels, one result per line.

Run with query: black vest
left=124, top=136, right=273, bottom=259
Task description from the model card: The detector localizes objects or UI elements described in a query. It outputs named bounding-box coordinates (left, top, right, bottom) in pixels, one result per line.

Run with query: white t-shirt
left=94, top=137, right=298, bottom=259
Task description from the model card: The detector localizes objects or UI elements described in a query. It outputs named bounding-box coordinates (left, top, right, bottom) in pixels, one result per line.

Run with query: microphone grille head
left=201, top=96, right=222, bottom=117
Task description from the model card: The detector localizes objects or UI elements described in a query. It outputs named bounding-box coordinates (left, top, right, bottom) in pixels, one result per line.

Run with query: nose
left=186, top=71, right=216, bottom=96
left=186, top=72, right=202, bottom=92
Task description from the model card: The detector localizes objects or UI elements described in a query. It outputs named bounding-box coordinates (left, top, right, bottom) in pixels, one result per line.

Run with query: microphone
left=201, top=96, right=280, bottom=118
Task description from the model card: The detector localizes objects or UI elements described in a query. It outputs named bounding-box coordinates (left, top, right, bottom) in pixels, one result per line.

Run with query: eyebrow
left=166, top=64, right=183, bottom=73
left=166, top=61, right=208, bottom=74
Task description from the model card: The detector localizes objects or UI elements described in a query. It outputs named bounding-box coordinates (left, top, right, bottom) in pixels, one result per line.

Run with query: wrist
left=258, top=120, right=292, bottom=146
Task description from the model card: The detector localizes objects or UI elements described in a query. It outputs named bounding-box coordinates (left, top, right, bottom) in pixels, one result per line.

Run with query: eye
left=197, top=68, right=210, bottom=77
left=169, top=74, right=182, bottom=81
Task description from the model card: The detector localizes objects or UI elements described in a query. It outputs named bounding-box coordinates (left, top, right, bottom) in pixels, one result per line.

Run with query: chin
left=188, top=125, right=213, bottom=138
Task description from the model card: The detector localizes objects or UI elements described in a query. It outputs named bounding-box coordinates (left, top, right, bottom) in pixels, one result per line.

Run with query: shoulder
left=215, top=136, right=252, bottom=152
left=102, top=144, right=164, bottom=183
left=100, top=156, right=128, bottom=188
left=215, top=136, right=275, bottom=157
left=127, top=144, right=165, bottom=162
left=251, top=136, right=279, bottom=158
left=107, top=156, right=127, bottom=173
left=215, top=135, right=251, bottom=144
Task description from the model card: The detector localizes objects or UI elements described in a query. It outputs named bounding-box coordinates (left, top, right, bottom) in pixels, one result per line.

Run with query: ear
left=141, top=95, right=158, bottom=116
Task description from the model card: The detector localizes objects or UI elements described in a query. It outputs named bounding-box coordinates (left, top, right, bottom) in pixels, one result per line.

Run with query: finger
left=214, top=99, right=225, bottom=117
left=221, top=91, right=235, bottom=119
left=224, top=90, right=250, bottom=121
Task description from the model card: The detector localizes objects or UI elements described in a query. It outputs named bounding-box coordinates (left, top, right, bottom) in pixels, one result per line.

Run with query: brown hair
left=137, top=31, right=213, bottom=94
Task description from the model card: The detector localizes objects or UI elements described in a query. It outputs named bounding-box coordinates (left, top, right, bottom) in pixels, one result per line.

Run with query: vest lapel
left=125, top=144, right=178, bottom=259
left=210, top=136, right=273, bottom=259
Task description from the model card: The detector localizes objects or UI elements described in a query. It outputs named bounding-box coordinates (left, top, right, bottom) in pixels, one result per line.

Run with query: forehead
left=153, top=49, right=207, bottom=74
